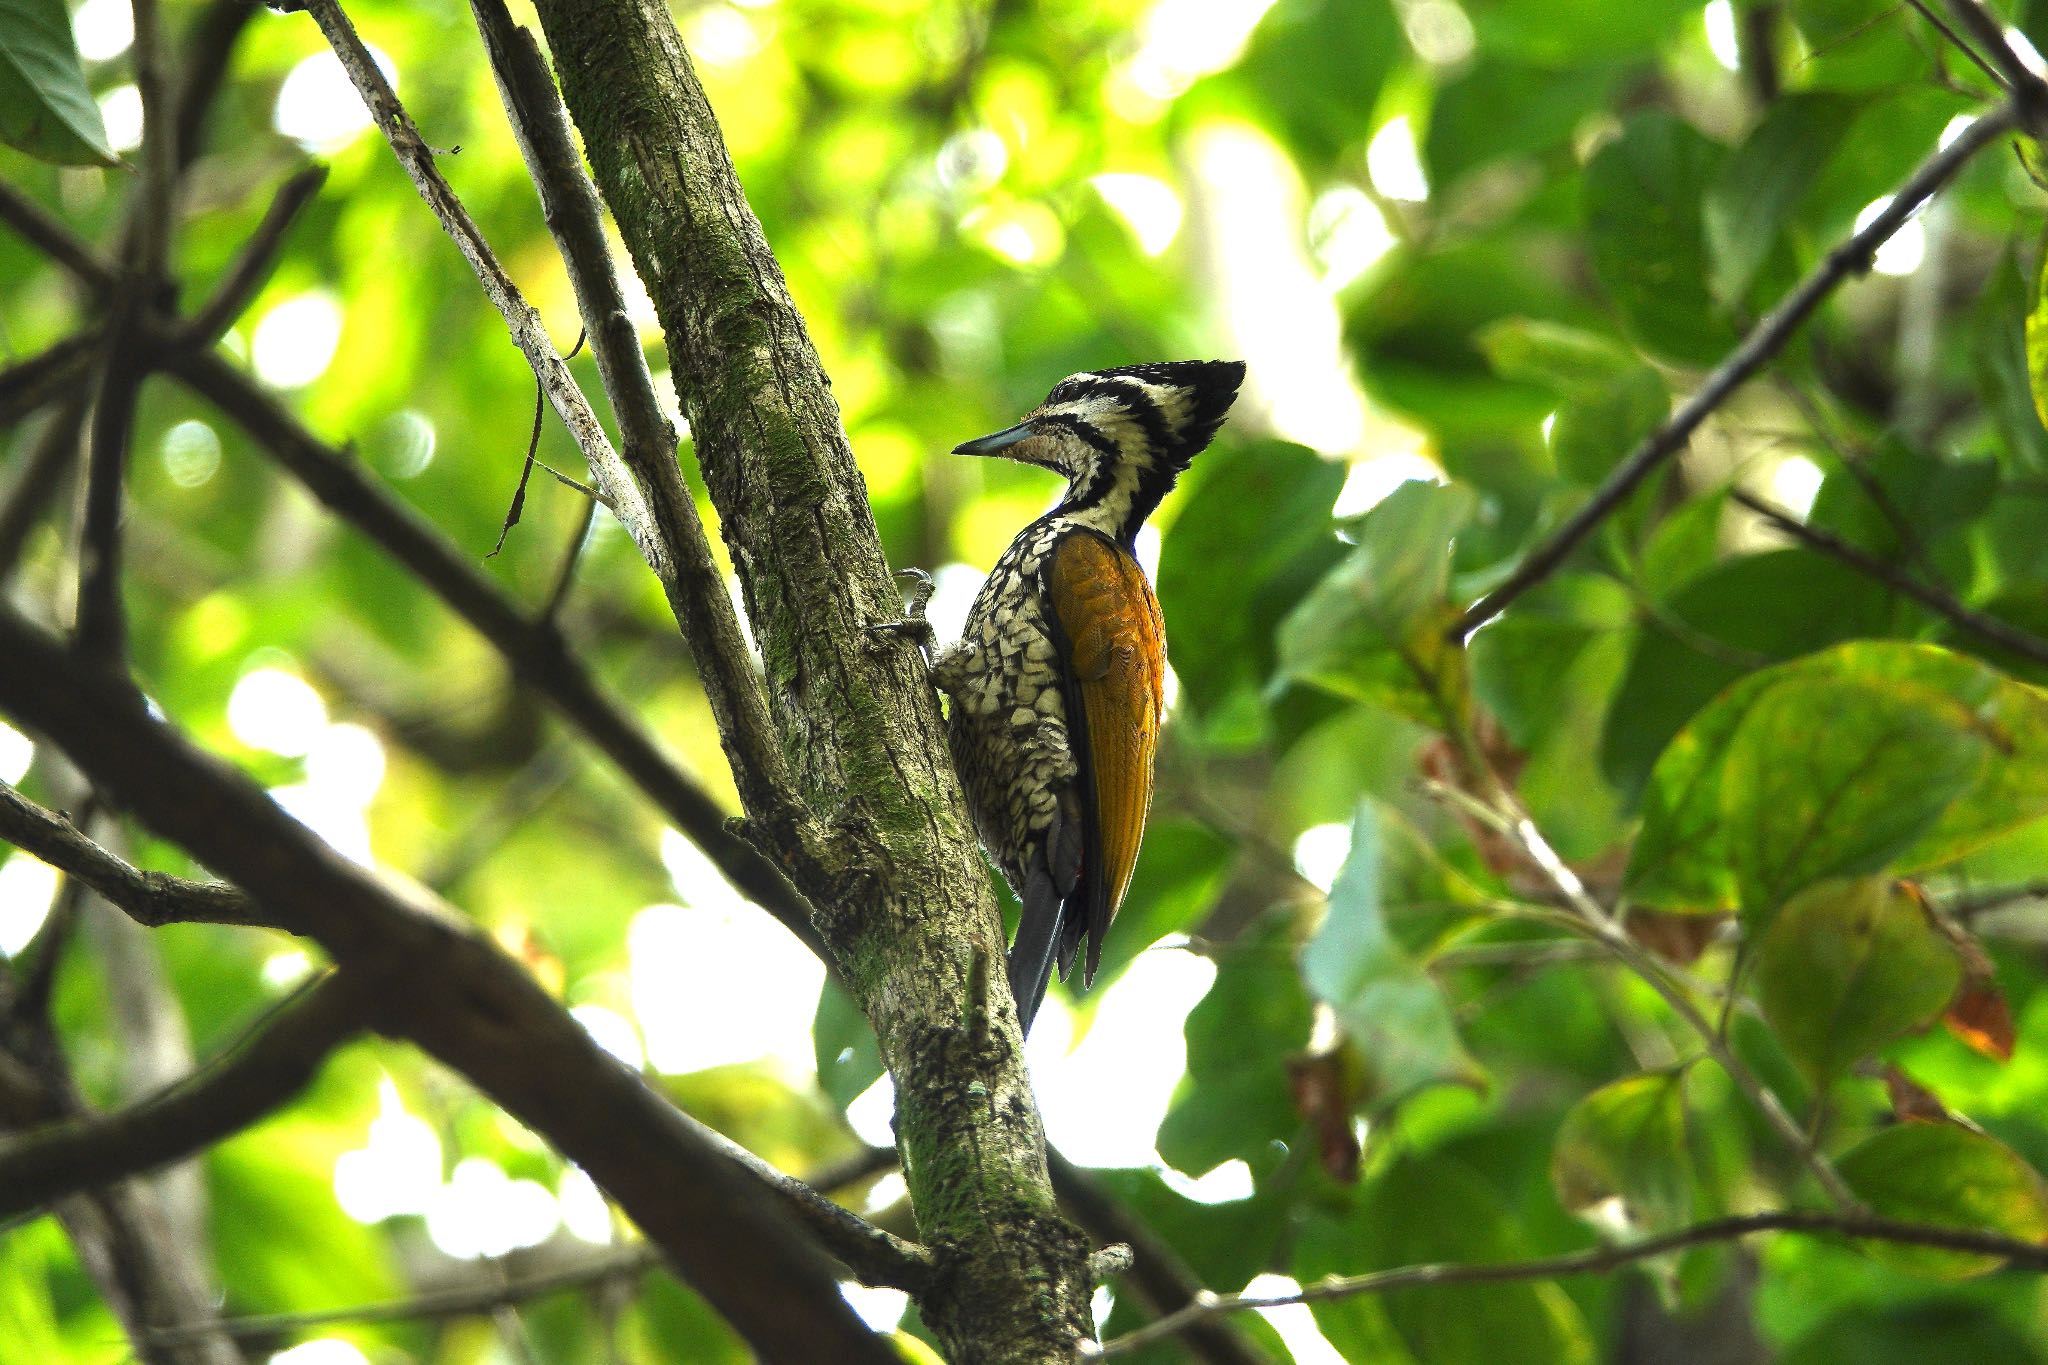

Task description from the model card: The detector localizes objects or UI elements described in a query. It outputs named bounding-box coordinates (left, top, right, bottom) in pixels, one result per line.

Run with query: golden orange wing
left=1045, top=528, right=1167, bottom=983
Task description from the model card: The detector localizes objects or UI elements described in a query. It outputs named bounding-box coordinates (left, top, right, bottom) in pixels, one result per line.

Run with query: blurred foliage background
left=11, top=0, right=2048, bottom=1359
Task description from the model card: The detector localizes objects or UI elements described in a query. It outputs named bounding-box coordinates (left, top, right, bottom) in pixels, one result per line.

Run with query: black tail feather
left=1009, top=863, right=1064, bottom=1036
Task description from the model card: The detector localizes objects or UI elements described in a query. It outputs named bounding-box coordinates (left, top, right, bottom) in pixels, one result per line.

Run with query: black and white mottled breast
left=934, top=518, right=1081, bottom=884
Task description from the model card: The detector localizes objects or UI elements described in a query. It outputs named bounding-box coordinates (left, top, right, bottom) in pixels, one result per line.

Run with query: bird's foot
left=865, top=568, right=937, bottom=647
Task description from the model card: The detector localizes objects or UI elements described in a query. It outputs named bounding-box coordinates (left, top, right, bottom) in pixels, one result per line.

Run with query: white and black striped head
left=953, top=360, right=1246, bottom=545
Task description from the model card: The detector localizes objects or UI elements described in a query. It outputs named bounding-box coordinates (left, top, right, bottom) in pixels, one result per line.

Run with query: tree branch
left=0, top=973, right=366, bottom=1218
left=1939, top=0, right=2048, bottom=131
left=0, top=780, right=283, bottom=930
left=0, top=397, right=88, bottom=584
left=1729, top=487, right=2048, bottom=666
left=176, top=163, right=329, bottom=346
left=0, top=181, right=115, bottom=295
left=165, top=346, right=825, bottom=957
left=298, top=0, right=816, bottom=863
left=0, top=600, right=898, bottom=1363
left=1450, top=100, right=2019, bottom=641
left=1047, top=1150, right=1270, bottom=1365
left=1095, top=1209, right=2048, bottom=1357
left=0, top=332, right=98, bottom=427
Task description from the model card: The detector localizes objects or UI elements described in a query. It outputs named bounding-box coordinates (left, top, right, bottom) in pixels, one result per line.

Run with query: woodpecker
left=887, top=361, right=1246, bottom=1034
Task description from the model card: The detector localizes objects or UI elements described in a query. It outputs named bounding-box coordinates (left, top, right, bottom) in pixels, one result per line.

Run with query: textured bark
left=524, top=1, right=1094, bottom=1356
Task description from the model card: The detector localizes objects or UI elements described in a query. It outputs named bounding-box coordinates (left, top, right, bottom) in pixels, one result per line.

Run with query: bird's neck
left=1054, top=456, right=1166, bottom=547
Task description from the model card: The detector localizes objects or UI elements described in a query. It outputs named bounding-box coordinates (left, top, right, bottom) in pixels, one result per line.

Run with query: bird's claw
left=866, top=567, right=937, bottom=646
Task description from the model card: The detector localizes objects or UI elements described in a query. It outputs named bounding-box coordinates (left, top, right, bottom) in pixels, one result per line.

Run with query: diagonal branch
left=0, top=973, right=367, bottom=1218
left=1730, top=487, right=2048, bottom=666
left=1450, top=99, right=2019, bottom=641
left=164, top=347, right=825, bottom=956
left=0, top=181, right=115, bottom=295
left=297, top=0, right=816, bottom=864
left=0, top=600, right=899, bottom=1362
left=1095, top=1209, right=2048, bottom=1357
left=176, top=164, right=329, bottom=346
left=0, top=780, right=283, bottom=930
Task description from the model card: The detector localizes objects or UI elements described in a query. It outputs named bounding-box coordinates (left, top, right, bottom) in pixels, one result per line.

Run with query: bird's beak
left=952, top=423, right=1034, bottom=456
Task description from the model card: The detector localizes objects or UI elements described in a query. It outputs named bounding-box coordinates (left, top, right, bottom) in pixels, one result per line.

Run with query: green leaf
left=2028, top=236, right=2048, bottom=433
left=1470, top=573, right=1633, bottom=749
left=1837, top=1123, right=2048, bottom=1278
left=1310, top=1153, right=1598, bottom=1364
left=1158, top=913, right=1314, bottom=1176
left=1224, top=0, right=1400, bottom=171
left=814, top=979, right=883, bottom=1110
left=1303, top=803, right=1480, bottom=1103
left=1719, top=675, right=1984, bottom=914
left=1751, top=878, right=1961, bottom=1084
left=1807, top=438, right=1997, bottom=559
left=1274, top=480, right=1475, bottom=725
left=1426, top=59, right=1622, bottom=189
left=1781, top=1305, right=2048, bottom=1365
left=1704, top=93, right=1861, bottom=304
left=1977, top=250, right=2048, bottom=474
left=1476, top=317, right=1639, bottom=394
left=1602, top=549, right=1895, bottom=800
left=1628, top=642, right=2048, bottom=914
left=1550, top=1071, right=1693, bottom=1235
left=1551, top=365, right=1668, bottom=485
left=1582, top=112, right=1735, bottom=366
left=0, top=0, right=116, bottom=165
left=1156, top=439, right=1346, bottom=723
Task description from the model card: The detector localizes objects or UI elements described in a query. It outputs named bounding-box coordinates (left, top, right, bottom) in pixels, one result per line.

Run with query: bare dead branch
left=164, top=348, right=825, bottom=957
left=0, top=780, right=281, bottom=930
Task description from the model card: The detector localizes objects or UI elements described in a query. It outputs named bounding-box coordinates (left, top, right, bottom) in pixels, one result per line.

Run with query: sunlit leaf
left=1629, top=642, right=2048, bottom=914
left=1837, top=1123, right=2048, bottom=1278
left=1550, top=1071, right=1693, bottom=1235
left=1302, top=803, right=1480, bottom=1104
left=1751, top=878, right=1961, bottom=1084
left=1274, top=480, right=1475, bottom=726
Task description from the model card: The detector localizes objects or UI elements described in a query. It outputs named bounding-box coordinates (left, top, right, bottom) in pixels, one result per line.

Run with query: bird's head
left=952, top=360, right=1246, bottom=543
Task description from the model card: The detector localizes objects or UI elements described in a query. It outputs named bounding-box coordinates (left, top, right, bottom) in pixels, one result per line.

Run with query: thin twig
left=1047, top=1149, right=1270, bottom=1365
left=0, top=397, right=88, bottom=584
left=1094, top=1209, right=2048, bottom=1357
left=1939, top=0, right=2048, bottom=131
left=0, top=974, right=366, bottom=1217
left=1905, top=0, right=2007, bottom=89
left=1422, top=779, right=1858, bottom=1207
left=0, top=780, right=283, bottom=931
left=150, top=1246, right=664, bottom=1343
left=177, top=164, right=329, bottom=346
left=1731, top=488, right=2048, bottom=665
left=0, top=333, right=99, bottom=427
left=1450, top=101, right=2019, bottom=641
left=465, top=0, right=811, bottom=859
left=0, top=182, right=115, bottom=294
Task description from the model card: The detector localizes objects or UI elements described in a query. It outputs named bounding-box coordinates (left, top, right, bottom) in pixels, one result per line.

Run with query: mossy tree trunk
left=524, top=1, right=1095, bottom=1356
